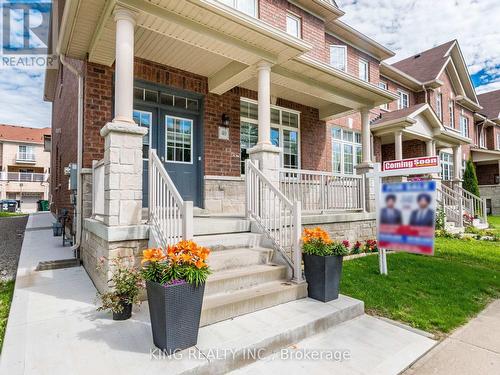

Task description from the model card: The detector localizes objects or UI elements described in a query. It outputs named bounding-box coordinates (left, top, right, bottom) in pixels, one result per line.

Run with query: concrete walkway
left=1, top=212, right=436, bottom=375
left=405, top=299, right=500, bottom=375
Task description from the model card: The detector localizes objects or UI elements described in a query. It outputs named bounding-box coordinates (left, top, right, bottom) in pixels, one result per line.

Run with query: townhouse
left=0, top=124, right=51, bottom=212
left=44, top=0, right=496, bottom=324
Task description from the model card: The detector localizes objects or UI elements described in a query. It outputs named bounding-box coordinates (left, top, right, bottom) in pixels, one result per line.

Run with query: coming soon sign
left=383, top=156, right=439, bottom=172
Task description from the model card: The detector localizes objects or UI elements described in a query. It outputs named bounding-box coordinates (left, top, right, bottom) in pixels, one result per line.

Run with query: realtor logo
left=1, top=1, right=57, bottom=68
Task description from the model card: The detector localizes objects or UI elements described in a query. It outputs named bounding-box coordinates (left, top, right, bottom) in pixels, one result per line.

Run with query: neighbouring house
left=0, top=124, right=51, bottom=212
left=44, top=0, right=491, bottom=328
left=473, top=89, right=500, bottom=215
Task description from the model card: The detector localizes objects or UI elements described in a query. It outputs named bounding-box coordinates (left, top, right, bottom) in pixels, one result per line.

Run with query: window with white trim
left=329, top=45, right=347, bottom=72
left=378, top=81, right=389, bottom=110
left=436, top=93, right=442, bottom=121
left=218, top=0, right=257, bottom=17
left=397, top=90, right=409, bottom=109
left=240, top=99, right=300, bottom=174
left=332, top=127, right=362, bottom=175
left=358, top=59, right=369, bottom=81
left=479, top=126, right=486, bottom=148
left=18, top=145, right=34, bottom=161
left=497, top=133, right=500, bottom=150
left=448, top=100, right=455, bottom=128
left=133, top=110, right=152, bottom=159
left=460, top=115, right=469, bottom=138
left=440, top=152, right=454, bottom=181
left=286, top=13, right=301, bottom=38
left=165, top=116, right=193, bottom=163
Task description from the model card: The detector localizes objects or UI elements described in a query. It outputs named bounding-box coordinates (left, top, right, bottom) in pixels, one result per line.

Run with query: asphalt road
left=0, top=216, right=28, bottom=281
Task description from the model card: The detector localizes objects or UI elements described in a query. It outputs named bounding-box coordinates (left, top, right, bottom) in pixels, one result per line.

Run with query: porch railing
left=0, top=172, right=48, bottom=182
left=92, top=159, right=105, bottom=218
left=245, top=160, right=303, bottom=283
left=279, top=169, right=365, bottom=213
left=454, top=184, right=488, bottom=225
left=148, top=149, right=193, bottom=249
left=437, top=183, right=462, bottom=227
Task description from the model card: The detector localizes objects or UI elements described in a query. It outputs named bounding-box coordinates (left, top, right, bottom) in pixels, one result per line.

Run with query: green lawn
left=341, top=237, right=500, bottom=335
left=0, top=280, right=15, bottom=352
left=489, top=215, right=500, bottom=235
left=0, top=212, right=26, bottom=217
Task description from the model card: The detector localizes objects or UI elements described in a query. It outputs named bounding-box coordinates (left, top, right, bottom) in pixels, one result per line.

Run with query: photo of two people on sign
left=380, top=193, right=434, bottom=227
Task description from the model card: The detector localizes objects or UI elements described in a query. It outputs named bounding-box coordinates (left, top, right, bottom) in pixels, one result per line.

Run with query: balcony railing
left=16, top=152, right=36, bottom=162
left=0, top=172, right=48, bottom=182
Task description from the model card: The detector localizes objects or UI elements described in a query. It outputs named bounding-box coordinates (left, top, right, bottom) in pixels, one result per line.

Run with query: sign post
left=367, top=157, right=441, bottom=275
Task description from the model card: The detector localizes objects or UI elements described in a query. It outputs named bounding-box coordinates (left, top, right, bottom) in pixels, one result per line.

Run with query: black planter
left=303, top=253, right=343, bottom=302
left=146, top=281, right=205, bottom=354
left=113, top=301, right=132, bottom=321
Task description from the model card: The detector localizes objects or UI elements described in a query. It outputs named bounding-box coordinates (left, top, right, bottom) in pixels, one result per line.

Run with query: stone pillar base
left=355, top=162, right=376, bottom=212
left=100, top=121, right=148, bottom=226
left=248, top=143, right=281, bottom=185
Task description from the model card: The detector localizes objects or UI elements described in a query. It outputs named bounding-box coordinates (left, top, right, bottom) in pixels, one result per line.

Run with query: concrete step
left=207, top=248, right=272, bottom=272
left=177, top=295, right=364, bottom=374
left=200, top=280, right=308, bottom=327
left=194, top=217, right=252, bottom=236
left=205, top=264, right=287, bottom=296
left=194, top=232, right=263, bottom=250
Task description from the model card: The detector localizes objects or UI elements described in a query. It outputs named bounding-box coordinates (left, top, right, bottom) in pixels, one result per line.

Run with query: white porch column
left=361, top=108, right=371, bottom=163
left=426, top=140, right=435, bottom=156
left=248, top=61, right=280, bottom=184
left=394, top=130, right=403, bottom=160
left=113, top=7, right=136, bottom=124
left=453, top=145, right=462, bottom=181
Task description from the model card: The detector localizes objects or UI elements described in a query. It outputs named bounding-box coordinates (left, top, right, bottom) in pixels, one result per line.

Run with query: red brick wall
left=476, top=163, right=499, bottom=185
left=50, top=57, right=82, bottom=221
left=259, top=0, right=327, bottom=62
left=381, top=140, right=426, bottom=162
left=379, top=77, right=417, bottom=112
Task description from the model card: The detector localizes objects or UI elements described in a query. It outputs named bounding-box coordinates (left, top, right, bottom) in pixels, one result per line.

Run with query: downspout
left=422, top=85, right=428, bottom=103
left=59, top=55, right=83, bottom=257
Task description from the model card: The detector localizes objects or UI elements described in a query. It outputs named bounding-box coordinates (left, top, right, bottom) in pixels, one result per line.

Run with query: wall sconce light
left=221, top=113, right=230, bottom=127
left=218, top=113, right=230, bottom=140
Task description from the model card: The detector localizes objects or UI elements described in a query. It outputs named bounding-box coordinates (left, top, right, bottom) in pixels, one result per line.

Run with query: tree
left=462, top=158, right=480, bottom=197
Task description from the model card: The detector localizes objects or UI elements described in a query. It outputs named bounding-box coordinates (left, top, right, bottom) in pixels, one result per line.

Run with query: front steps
left=193, top=217, right=307, bottom=327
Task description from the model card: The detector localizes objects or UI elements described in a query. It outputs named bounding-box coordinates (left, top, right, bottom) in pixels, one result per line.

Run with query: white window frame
left=331, top=127, right=362, bottom=175
left=448, top=100, right=455, bottom=128
left=440, top=152, right=454, bottom=181
left=479, top=126, right=486, bottom=148
left=218, top=0, right=257, bottom=17
left=329, top=45, right=347, bottom=72
left=378, top=81, right=389, bottom=110
left=240, top=98, right=301, bottom=173
left=286, top=12, right=301, bottom=38
left=497, top=133, right=500, bottom=150
left=460, top=115, right=469, bottom=138
left=165, top=115, right=194, bottom=165
left=397, top=89, right=409, bottom=109
left=358, top=59, right=369, bottom=81
left=133, top=109, right=153, bottom=160
left=436, top=92, right=442, bottom=121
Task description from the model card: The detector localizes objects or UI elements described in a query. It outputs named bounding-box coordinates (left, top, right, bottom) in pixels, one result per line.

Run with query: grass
left=0, top=212, right=26, bottom=217
left=340, top=236, right=500, bottom=335
left=488, top=215, right=500, bottom=235
left=0, top=280, right=15, bottom=352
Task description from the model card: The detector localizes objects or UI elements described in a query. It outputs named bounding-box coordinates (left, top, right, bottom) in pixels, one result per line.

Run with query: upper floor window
left=478, top=126, right=486, bottom=148
left=332, top=127, right=362, bottom=175
left=440, top=152, right=454, bottom=181
left=460, top=115, right=469, bottom=138
left=448, top=100, right=455, bottom=128
left=329, top=45, right=347, bottom=72
left=286, top=13, right=301, bottom=38
left=378, top=81, right=389, bottom=110
left=218, top=0, right=257, bottom=17
left=358, top=59, right=369, bottom=81
left=497, top=133, right=500, bottom=150
left=17, top=145, right=35, bottom=161
left=436, top=93, right=442, bottom=121
left=397, top=90, right=409, bottom=109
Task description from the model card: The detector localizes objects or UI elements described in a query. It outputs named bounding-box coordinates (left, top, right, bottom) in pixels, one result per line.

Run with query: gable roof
left=371, top=104, right=426, bottom=126
left=0, top=124, right=51, bottom=144
left=391, top=41, right=455, bottom=83
left=477, top=90, right=500, bottom=120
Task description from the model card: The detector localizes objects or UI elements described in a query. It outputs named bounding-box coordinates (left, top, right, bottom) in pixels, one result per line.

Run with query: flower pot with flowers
left=141, top=241, right=211, bottom=353
left=302, top=228, right=350, bottom=302
left=96, top=256, right=143, bottom=321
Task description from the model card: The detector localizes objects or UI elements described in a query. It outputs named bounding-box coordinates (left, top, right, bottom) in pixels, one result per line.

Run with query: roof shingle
left=0, top=124, right=51, bottom=144
left=477, top=90, right=500, bottom=120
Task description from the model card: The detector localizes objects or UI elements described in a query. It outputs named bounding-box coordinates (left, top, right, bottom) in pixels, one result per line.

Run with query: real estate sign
left=383, top=156, right=439, bottom=172
left=378, top=181, right=437, bottom=256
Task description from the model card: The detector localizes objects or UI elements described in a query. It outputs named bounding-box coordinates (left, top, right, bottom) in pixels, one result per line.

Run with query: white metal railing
left=16, top=152, right=36, bottom=162
left=246, top=160, right=303, bottom=283
left=149, top=149, right=193, bottom=249
left=92, top=159, right=105, bottom=218
left=0, top=172, right=48, bottom=182
left=279, top=169, right=365, bottom=213
left=454, top=184, right=488, bottom=225
left=437, top=183, right=462, bottom=226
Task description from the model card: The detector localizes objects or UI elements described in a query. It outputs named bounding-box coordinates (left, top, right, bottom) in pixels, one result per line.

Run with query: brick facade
left=381, top=140, right=426, bottom=162
left=476, top=163, right=499, bottom=185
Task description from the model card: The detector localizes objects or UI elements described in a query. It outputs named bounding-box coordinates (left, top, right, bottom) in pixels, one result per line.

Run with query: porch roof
left=371, top=103, right=472, bottom=147
left=48, top=0, right=397, bottom=117
left=471, top=148, right=500, bottom=164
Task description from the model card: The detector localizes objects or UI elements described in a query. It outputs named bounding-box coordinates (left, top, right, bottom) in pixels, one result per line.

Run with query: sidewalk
left=405, top=299, right=500, bottom=375
left=1, top=212, right=436, bottom=375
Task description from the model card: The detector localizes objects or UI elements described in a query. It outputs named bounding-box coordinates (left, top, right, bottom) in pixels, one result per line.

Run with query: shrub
left=301, top=227, right=349, bottom=256
left=364, top=239, right=378, bottom=253
left=351, top=241, right=363, bottom=254
left=141, top=241, right=211, bottom=286
left=96, top=257, right=143, bottom=313
left=463, top=159, right=480, bottom=197
left=435, top=207, right=446, bottom=230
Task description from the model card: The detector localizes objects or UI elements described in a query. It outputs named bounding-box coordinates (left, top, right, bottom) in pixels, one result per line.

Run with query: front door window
left=166, top=116, right=193, bottom=163
left=133, top=110, right=152, bottom=159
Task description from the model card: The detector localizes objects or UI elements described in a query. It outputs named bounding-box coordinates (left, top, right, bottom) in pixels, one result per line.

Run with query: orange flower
left=302, top=227, right=332, bottom=244
left=195, top=259, right=206, bottom=269
left=141, top=248, right=166, bottom=264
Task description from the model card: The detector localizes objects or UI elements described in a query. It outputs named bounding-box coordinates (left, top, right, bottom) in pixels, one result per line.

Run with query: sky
left=0, top=0, right=499, bottom=129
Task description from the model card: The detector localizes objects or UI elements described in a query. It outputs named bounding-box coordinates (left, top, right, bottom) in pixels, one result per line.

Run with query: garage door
left=20, top=193, right=42, bottom=213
